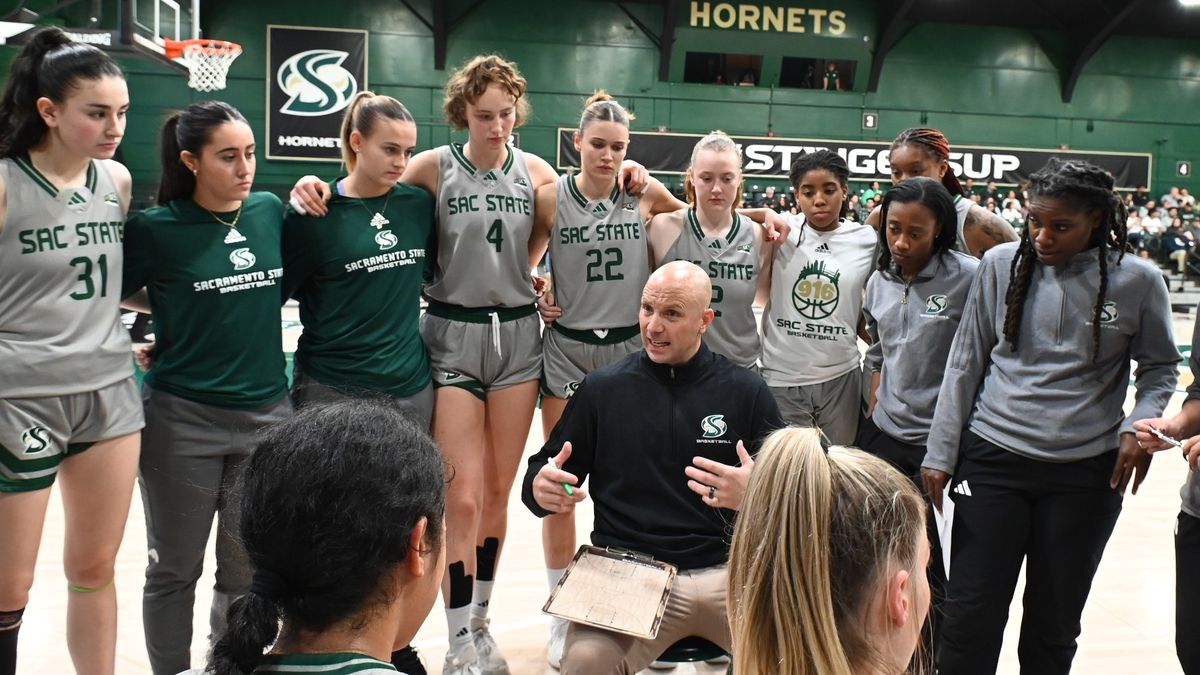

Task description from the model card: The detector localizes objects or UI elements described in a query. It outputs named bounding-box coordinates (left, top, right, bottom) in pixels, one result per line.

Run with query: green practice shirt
left=122, top=192, right=288, bottom=409
left=282, top=180, right=434, bottom=398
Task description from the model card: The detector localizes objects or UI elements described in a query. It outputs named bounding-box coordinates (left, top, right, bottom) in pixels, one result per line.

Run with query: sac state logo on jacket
left=697, top=414, right=731, bottom=445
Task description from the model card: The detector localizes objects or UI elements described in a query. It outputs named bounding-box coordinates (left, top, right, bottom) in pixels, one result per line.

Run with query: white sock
left=446, top=605, right=474, bottom=655
left=547, top=568, right=568, bottom=630
left=470, top=580, right=495, bottom=630
left=547, top=567, right=567, bottom=593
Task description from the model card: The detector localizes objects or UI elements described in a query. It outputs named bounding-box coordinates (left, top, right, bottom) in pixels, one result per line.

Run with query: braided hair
left=789, top=150, right=850, bottom=243
left=890, top=128, right=964, bottom=197
left=1002, top=157, right=1128, bottom=361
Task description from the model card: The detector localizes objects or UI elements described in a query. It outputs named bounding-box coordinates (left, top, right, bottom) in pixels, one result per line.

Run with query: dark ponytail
left=157, top=100, right=248, bottom=204
left=207, top=400, right=446, bottom=675
left=0, top=26, right=124, bottom=158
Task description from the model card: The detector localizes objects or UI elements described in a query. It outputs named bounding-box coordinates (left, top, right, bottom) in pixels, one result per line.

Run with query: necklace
left=343, top=180, right=393, bottom=229
left=203, top=202, right=245, bottom=243
left=204, top=203, right=242, bottom=227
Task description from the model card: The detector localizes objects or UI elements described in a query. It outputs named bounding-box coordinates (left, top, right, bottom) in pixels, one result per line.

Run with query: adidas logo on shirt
left=953, top=480, right=973, bottom=497
left=592, top=203, right=608, bottom=216
left=369, top=212, right=390, bottom=229
left=708, top=239, right=723, bottom=249
left=815, top=242, right=832, bottom=255
left=223, top=228, right=246, bottom=244
left=65, top=190, right=89, bottom=213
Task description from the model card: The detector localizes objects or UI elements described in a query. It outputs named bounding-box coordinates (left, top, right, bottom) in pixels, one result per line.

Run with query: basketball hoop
left=164, top=39, right=242, bottom=92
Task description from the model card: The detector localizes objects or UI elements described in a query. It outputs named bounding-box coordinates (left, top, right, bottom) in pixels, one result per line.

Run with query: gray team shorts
left=421, top=301, right=542, bottom=400
left=769, top=367, right=862, bottom=446
left=0, top=375, right=144, bottom=492
left=540, top=324, right=642, bottom=399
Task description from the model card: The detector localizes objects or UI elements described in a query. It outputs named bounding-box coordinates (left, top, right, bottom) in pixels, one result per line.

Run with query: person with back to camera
left=922, top=158, right=1180, bottom=675
left=206, top=399, right=446, bottom=675
left=728, top=426, right=931, bottom=675
left=521, top=260, right=784, bottom=674
left=0, top=26, right=141, bottom=675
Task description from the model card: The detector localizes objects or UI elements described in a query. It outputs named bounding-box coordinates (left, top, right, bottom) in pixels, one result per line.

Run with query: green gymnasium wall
left=3, top=0, right=1197, bottom=198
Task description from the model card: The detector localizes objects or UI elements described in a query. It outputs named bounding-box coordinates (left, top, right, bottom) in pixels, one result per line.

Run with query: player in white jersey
left=650, top=132, right=773, bottom=370
left=761, top=150, right=877, bottom=446
left=0, top=27, right=139, bottom=675
left=866, top=127, right=1017, bottom=259
left=526, top=92, right=683, bottom=668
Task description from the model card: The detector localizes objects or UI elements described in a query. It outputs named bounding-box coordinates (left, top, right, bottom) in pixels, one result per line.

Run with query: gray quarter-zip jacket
left=924, top=242, right=1180, bottom=473
left=864, top=250, right=980, bottom=445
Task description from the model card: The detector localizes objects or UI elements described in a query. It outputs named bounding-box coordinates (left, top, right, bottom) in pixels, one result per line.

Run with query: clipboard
left=543, top=545, right=677, bottom=639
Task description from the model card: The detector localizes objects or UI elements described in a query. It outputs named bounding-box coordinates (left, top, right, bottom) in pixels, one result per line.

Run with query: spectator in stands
left=1183, top=203, right=1197, bottom=226
left=775, top=192, right=791, bottom=213
left=848, top=193, right=864, bottom=221
left=1001, top=199, right=1023, bottom=228
left=862, top=180, right=883, bottom=204
left=823, top=62, right=843, bottom=91
left=1165, top=220, right=1193, bottom=275
left=1181, top=187, right=1195, bottom=207
left=1163, top=186, right=1182, bottom=209
left=1004, top=190, right=1022, bottom=208
left=984, top=197, right=999, bottom=214
left=964, top=178, right=978, bottom=199
left=757, top=185, right=778, bottom=209
left=984, top=180, right=1001, bottom=204
left=1132, top=185, right=1150, bottom=209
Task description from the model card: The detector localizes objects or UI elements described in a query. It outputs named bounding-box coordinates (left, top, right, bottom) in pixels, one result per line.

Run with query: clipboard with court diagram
left=543, top=545, right=677, bottom=639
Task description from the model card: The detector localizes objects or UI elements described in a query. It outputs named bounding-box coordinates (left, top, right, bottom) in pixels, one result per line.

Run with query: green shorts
left=0, top=376, right=144, bottom=492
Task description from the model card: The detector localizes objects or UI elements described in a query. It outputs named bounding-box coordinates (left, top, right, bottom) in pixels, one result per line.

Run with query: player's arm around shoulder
left=525, top=152, right=560, bottom=191
left=646, top=207, right=687, bottom=268
left=401, top=148, right=440, bottom=196
left=530, top=181, right=558, bottom=268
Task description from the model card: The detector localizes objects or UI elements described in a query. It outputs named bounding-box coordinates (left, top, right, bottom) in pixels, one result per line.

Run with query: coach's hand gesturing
left=534, top=442, right=588, bottom=513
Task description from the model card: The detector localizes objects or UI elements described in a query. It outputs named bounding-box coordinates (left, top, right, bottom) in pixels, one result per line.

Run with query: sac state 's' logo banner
left=267, top=25, right=367, bottom=161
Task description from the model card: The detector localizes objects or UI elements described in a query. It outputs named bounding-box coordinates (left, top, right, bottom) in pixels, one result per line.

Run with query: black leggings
left=1178, top=511, right=1200, bottom=675
left=936, top=431, right=1122, bottom=675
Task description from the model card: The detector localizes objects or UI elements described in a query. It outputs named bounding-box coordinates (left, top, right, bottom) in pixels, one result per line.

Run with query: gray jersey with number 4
left=0, top=156, right=131, bottom=397
left=426, top=143, right=537, bottom=308
left=549, top=174, right=648, bottom=330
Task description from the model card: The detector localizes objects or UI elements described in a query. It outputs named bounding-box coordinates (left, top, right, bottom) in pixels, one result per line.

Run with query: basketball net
left=164, top=39, right=242, bottom=92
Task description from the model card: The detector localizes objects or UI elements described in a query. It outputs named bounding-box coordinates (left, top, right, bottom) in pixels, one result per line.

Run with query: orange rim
left=163, top=38, right=242, bottom=59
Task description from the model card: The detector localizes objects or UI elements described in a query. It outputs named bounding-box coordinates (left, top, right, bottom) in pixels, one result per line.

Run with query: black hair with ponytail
left=157, top=100, right=248, bottom=205
left=0, top=26, right=124, bottom=158
left=206, top=400, right=446, bottom=675
left=1002, top=157, right=1128, bottom=362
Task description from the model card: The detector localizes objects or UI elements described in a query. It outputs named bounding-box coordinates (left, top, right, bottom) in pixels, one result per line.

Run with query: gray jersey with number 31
left=0, top=157, right=131, bottom=397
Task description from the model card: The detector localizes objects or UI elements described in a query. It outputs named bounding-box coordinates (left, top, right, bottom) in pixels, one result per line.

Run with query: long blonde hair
left=728, top=427, right=926, bottom=675
left=339, top=91, right=413, bottom=172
